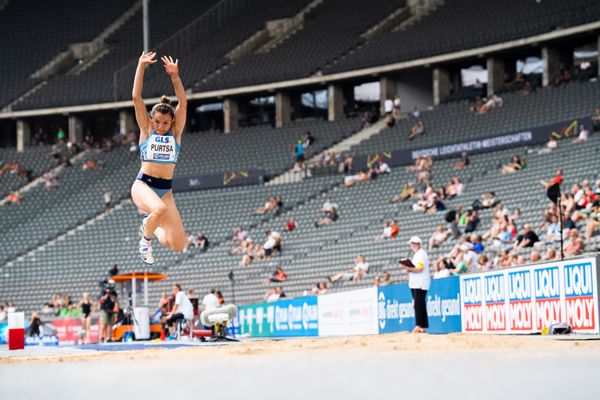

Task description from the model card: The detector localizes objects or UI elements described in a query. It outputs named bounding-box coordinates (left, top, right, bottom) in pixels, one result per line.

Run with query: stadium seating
left=0, top=0, right=136, bottom=109
left=13, top=0, right=311, bottom=109
left=0, top=145, right=60, bottom=198
left=197, top=0, right=407, bottom=91
left=351, top=80, right=600, bottom=154
left=2, top=128, right=599, bottom=314
left=0, top=117, right=357, bottom=265
left=325, top=0, right=600, bottom=74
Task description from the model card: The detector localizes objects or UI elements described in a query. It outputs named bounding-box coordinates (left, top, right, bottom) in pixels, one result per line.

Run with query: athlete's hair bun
left=160, top=95, right=171, bottom=105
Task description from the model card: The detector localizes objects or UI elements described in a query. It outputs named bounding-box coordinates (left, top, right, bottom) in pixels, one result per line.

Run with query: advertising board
left=460, top=257, right=599, bottom=333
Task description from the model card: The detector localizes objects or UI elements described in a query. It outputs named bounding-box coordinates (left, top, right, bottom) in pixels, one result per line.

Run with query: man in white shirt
left=262, top=230, right=282, bottom=257
left=400, top=236, right=430, bottom=333
left=200, top=289, right=220, bottom=331
left=572, top=125, right=590, bottom=144
left=384, top=98, right=394, bottom=115
left=201, top=289, right=220, bottom=313
left=165, top=284, right=194, bottom=337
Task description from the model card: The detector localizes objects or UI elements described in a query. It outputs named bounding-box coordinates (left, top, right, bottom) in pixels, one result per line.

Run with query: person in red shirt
left=540, top=169, right=563, bottom=188
left=284, top=218, right=298, bottom=232
left=389, top=219, right=400, bottom=238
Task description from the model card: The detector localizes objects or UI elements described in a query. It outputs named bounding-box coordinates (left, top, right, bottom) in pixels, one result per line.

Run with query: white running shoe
left=138, top=215, right=149, bottom=239
left=139, top=238, right=155, bottom=265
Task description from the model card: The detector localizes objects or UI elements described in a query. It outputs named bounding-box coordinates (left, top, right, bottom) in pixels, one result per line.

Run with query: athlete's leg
left=154, top=192, right=186, bottom=252
left=131, top=180, right=169, bottom=246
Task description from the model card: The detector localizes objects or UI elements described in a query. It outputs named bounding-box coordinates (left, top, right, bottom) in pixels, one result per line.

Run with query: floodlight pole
left=143, top=0, right=150, bottom=52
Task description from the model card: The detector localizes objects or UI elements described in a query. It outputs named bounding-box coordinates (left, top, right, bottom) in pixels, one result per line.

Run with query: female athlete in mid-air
left=131, top=51, right=187, bottom=264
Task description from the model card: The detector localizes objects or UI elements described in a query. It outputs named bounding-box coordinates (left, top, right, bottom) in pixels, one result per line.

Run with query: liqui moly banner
left=460, top=257, right=600, bottom=333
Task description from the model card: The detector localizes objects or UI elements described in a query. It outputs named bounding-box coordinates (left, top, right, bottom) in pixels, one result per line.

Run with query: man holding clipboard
left=399, top=236, right=430, bottom=333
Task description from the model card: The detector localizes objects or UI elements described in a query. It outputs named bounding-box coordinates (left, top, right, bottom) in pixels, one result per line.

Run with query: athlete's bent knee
left=151, top=203, right=168, bottom=218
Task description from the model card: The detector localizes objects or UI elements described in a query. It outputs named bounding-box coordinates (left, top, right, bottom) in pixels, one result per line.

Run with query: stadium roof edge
left=1, top=20, right=599, bottom=120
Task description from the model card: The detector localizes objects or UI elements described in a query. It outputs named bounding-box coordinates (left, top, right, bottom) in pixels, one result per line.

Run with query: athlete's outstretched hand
left=162, top=55, right=179, bottom=78
left=138, top=51, right=157, bottom=66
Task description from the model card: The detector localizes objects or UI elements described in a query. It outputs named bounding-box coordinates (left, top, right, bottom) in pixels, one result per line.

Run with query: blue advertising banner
left=0, top=322, right=7, bottom=344
left=273, top=297, right=318, bottom=337
left=378, top=277, right=462, bottom=334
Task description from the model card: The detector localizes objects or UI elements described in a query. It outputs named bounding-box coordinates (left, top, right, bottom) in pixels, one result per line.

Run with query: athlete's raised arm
left=132, top=51, right=157, bottom=141
left=161, top=55, right=187, bottom=138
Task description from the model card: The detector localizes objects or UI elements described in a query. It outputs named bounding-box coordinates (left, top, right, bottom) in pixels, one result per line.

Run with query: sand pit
left=1, top=334, right=600, bottom=399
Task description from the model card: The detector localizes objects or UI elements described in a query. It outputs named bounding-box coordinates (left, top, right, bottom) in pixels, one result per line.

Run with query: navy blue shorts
left=136, top=172, right=172, bottom=198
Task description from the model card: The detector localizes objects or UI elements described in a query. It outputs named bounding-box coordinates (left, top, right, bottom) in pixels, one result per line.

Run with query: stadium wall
left=238, top=256, right=600, bottom=337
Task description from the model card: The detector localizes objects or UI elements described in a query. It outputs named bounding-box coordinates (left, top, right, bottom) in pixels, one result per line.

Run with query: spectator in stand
left=195, top=232, right=209, bottom=251
left=82, top=159, right=98, bottom=171
left=329, top=255, right=369, bottom=283
left=584, top=209, right=600, bottom=240
left=302, top=131, right=316, bottom=148
left=102, top=187, right=113, bottom=211
left=410, top=106, right=420, bottom=120
left=479, top=94, right=503, bottom=113
left=514, top=224, right=540, bottom=249
left=501, top=155, right=526, bottom=174
left=444, top=206, right=461, bottom=239
left=544, top=214, right=562, bottom=243
left=375, top=271, right=393, bottom=286
left=470, top=234, right=485, bottom=254
left=454, top=151, right=470, bottom=170
left=542, top=247, right=558, bottom=262
left=554, top=69, right=571, bottom=86
left=564, top=229, right=584, bottom=257
left=393, top=95, right=401, bottom=118
left=377, top=161, right=391, bottom=174
left=571, top=125, right=590, bottom=144
left=376, top=220, right=399, bottom=241
left=471, top=192, right=498, bottom=211
left=477, top=255, right=491, bottom=271
left=529, top=250, right=541, bottom=263
left=389, top=183, right=416, bottom=203
left=7, top=192, right=22, bottom=205
left=265, top=286, right=286, bottom=302
left=464, top=209, right=480, bottom=234
left=408, top=120, right=424, bottom=140
left=34, top=127, right=47, bottom=145
left=284, top=217, right=298, bottom=232
left=258, top=230, right=282, bottom=258
left=253, top=197, right=278, bottom=215
left=344, top=170, right=370, bottom=187
left=264, top=263, right=287, bottom=285
left=384, top=97, right=394, bottom=116
left=338, top=153, right=354, bottom=174
left=540, top=169, right=563, bottom=189
left=538, top=135, right=558, bottom=155
left=57, top=127, right=66, bottom=143
left=445, top=177, right=464, bottom=198
left=0, top=162, right=24, bottom=176
left=314, top=197, right=339, bottom=228
left=294, top=140, right=305, bottom=170
left=428, top=226, right=451, bottom=250
left=311, top=281, right=328, bottom=295
left=433, top=259, right=452, bottom=279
